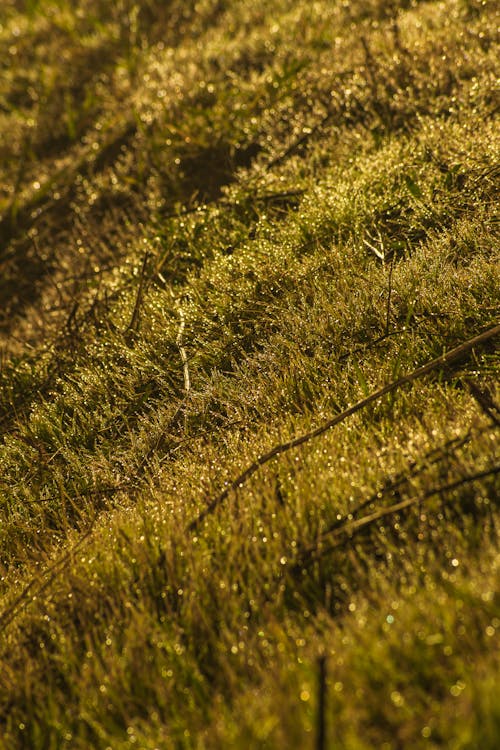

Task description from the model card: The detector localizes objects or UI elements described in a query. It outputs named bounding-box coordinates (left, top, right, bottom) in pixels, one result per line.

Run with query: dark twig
left=187, top=325, right=499, bottom=531
left=176, top=307, right=191, bottom=397
left=385, top=252, right=395, bottom=335
left=124, top=251, right=150, bottom=338
left=295, top=428, right=486, bottom=568
left=297, top=465, right=500, bottom=566
left=464, top=378, right=500, bottom=427
left=337, top=328, right=407, bottom=364
left=317, top=431, right=473, bottom=540
left=316, top=655, right=328, bottom=750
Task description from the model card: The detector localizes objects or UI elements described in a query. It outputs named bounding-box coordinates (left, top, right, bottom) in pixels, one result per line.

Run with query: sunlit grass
left=0, top=0, right=498, bottom=747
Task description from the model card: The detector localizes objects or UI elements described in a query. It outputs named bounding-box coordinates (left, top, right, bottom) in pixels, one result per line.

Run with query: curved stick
left=188, top=324, right=499, bottom=531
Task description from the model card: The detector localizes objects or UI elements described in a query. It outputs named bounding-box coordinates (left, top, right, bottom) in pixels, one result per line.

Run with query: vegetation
left=0, top=0, right=498, bottom=747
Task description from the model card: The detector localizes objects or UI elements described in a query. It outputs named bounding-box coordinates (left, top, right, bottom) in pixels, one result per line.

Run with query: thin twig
left=334, top=432, right=472, bottom=530
left=124, top=250, right=150, bottom=337
left=187, top=324, right=499, bottom=531
left=337, top=328, right=406, bottom=364
left=176, top=307, right=191, bottom=397
left=385, top=252, right=395, bottom=335
left=296, top=428, right=483, bottom=567
left=316, top=655, right=328, bottom=750
left=297, top=465, right=500, bottom=566
left=363, top=235, right=385, bottom=261
left=0, top=514, right=97, bottom=631
left=463, top=378, right=500, bottom=427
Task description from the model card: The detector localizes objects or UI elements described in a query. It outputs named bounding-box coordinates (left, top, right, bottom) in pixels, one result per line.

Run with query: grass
left=0, top=0, right=499, bottom=747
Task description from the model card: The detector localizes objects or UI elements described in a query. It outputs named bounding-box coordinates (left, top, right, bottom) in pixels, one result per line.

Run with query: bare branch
left=188, top=324, right=500, bottom=531
left=296, top=464, right=500, bottom=567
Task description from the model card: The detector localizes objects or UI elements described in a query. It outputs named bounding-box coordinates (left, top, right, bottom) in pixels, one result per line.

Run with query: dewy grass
left=0, top=0, right=499, bottom=748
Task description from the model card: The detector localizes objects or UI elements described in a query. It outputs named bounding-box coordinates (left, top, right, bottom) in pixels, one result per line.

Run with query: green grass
left=0, top=0, right=499, bottom=747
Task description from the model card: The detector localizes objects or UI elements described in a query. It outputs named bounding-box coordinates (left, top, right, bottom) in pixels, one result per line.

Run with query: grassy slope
left=0, top=0, right=499, bottom=747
